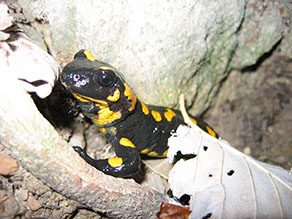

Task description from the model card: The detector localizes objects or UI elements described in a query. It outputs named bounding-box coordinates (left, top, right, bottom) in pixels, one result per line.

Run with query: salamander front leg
left=73, top=146, right=141, bottom=177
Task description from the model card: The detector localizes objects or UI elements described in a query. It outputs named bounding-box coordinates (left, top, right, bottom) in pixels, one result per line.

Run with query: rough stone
left=231, top=0, right=290, bottom=68
left=14, top=0, right=291, bottom=114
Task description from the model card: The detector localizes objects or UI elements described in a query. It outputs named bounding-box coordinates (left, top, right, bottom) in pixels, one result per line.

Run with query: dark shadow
left=241, top=39, right=282, bottom=73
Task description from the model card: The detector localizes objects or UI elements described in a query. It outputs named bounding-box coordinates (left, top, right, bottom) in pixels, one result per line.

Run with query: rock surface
left=14, top=0, right=291, bottom=114
left=231, top=0, right=291, bottom=69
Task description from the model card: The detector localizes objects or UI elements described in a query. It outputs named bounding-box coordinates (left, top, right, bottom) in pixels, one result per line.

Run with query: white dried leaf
left=0, top=31, right=10, bottom=40
left=0, top=2, right=60, bottom=98
left=0, top=32, right=60, bottom=98
left=10, top=33, right=59, bottom=98
left=167, top=95, right=292, bottom=218
left=0, top=2, right=13, bottom=33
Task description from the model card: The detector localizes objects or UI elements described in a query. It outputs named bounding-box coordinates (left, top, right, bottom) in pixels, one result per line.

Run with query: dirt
left=0, top=150, right=100, bottom=219
left=204, top=51, right=292, bottom=170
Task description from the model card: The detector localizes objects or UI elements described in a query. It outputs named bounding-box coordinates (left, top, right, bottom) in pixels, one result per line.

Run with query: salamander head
left=61, top=50, right=137, bottom=126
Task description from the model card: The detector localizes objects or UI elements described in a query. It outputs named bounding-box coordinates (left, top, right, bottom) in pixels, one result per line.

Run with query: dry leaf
left=157, top=202, right=191, bottom=219
left=0, top=2, right=13, bottom=40
left=167, top=94, right=292, bottom=218
left=0, top=2, right=60, bottom=98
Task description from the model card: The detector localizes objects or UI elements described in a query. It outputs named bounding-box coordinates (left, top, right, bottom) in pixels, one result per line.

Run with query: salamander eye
left=95, top=69, right=116, bottom=87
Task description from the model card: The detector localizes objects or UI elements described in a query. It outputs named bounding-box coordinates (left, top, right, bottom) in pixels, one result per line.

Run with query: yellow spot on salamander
left=108, top=157, right=123, bottom=167
left=206, top=126, right=217, bottom=137
left=92, top=105, right=122, bottom=126
left=120, top=138, right=136, bottom=148
left=148, top=151, right=158, bottom=156
left=107, top=88, right=120, bottom=102
left=72, top=92, right=90, bottom=102
left=190, top=117, right=198, bottom=125
left=100, top=66, right=113, bottom=70
left=162, top=149, right=168, bottom=157
left=164, top=109, right=176, bottom=122
left=84, top=50, right=96, bottom=61
left=124, top=83, right=137, bottom=111
left=140, top=148, right=149, bottom=154
left=99, top=128, right=106, bottom=134
left=151, top=110, right=162, bottom=122
left=139, top=98, right=149, bottom=115
left=72, top=92, right=122, bottom=126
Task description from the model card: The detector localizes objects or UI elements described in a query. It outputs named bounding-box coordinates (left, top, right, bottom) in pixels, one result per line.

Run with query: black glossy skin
left=61, top=50, right=218, bottom=177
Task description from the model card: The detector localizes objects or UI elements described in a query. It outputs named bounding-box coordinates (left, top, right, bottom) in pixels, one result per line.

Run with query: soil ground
left=204, top=52, right=292, bottom=170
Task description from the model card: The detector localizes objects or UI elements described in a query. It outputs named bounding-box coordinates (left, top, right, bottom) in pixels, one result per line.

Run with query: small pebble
left=0, top=153, right=18, bottom=176
left=15, top=188, right=29, bottom=201
left=27, top=196, right=42, bottom=211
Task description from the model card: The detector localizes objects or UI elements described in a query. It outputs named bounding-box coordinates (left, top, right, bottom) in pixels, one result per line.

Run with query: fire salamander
left=61, top=50, right=218, bottom=177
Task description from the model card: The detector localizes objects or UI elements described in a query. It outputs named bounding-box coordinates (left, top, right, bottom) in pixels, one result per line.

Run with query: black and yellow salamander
left=61, top=50, right=218, bottom=177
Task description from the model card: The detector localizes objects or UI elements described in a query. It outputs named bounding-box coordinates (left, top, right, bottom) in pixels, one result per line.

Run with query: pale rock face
left=17, top=0, right=291, bottom=114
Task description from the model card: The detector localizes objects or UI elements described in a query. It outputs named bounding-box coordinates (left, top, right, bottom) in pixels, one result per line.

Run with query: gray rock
left=14, top=0, right=291, bottom=114
left=231, top=0, right=290, bottom=69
